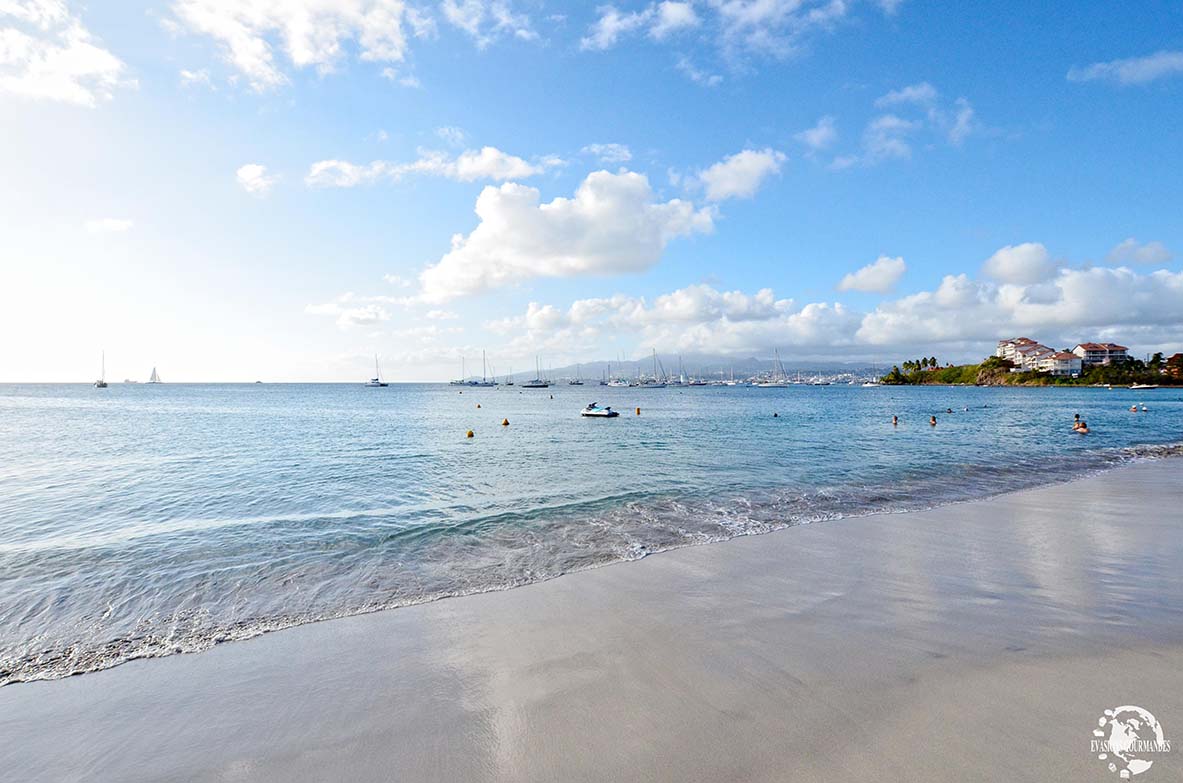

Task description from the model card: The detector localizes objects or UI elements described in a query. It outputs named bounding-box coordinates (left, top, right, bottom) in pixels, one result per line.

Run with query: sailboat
left=569, top=364, right=584, bottom=385
left=638, top=349, right=667, bottom=388
left=522, top=356, right=549, bottom=388
left=94, top=351, right=108, bottom=388
left=365, top=355, right=389, bottom=387
left=147, top=367, right=162, bottom=384
left=470, top=351, right=496, bottom=387
left=756, top=349, right=790, bottom=387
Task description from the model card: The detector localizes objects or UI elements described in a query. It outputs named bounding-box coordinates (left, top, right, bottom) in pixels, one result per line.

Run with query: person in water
left=892, top=415, right=898, bottom=426
left=930, top=415, right=937, bottom=426
left=1074, top=420, right=1089, bottom=434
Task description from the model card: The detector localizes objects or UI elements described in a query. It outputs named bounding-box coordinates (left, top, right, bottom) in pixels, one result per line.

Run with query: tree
left=1150, top=352, right=1164, bottom=370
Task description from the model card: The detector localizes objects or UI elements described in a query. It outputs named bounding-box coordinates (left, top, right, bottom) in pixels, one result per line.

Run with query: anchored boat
left=581, top=402, right=619, bottom=418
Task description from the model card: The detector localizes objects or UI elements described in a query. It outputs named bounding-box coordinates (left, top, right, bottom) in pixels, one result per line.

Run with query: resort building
left=996, top=337, right=1081, bottom=375
left=1072, top=342, right=1129, bottom=366
left=1038, top=352, right=1083, bottom=376
left=995, top=337, right=1038, bottom=364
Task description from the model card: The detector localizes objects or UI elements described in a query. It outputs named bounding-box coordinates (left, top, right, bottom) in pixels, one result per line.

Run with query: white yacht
left=365, top=355, right=389, bottom=387
left=94, top=351, right=108, bottom=388
left=147, top=367, right=162, bottom=384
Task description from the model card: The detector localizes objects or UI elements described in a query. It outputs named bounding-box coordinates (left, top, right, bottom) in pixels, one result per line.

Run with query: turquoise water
left=1, top=382, right=1180, bottom=684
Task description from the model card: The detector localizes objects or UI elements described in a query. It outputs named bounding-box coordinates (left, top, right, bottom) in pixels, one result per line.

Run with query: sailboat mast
left=482, top=350, right=487, bottom=383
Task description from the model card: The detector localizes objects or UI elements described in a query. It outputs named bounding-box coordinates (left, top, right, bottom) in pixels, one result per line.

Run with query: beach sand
left=2, top=460, right=1182, bottom=782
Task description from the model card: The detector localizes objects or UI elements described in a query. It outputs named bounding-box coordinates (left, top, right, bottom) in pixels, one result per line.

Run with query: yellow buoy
left=636, top=407, right=641, bottom=415
left=466, top=429, right=474, bottom=438
left=501, top=418, right=509, bottom=426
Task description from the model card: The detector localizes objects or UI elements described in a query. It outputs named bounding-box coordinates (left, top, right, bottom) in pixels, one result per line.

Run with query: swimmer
left=1075, top=420, right=1089, bottom=434
left=930, top=415, right=937, bottom=426
left=892, top=415, right=898, bottom=426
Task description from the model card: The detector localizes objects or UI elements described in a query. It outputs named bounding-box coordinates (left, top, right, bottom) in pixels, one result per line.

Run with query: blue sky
left=2, top=0, right=1181, bottom=381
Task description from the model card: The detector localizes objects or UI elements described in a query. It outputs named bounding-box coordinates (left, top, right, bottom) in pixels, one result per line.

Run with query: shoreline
left=3, top=458, right=1182, bottom=781
left=4, top=441, right=1181, bottom=689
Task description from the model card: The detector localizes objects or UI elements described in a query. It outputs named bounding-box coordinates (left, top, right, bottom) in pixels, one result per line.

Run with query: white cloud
left=305, top=146, right=560, bottom=187
left=0, top=0, right=134, bottom=106
left=486, top=262, right=1183, bottom=361
left=84, top=218, right=133, bottom=233
left=425, top=309, right=459, bottom=320
left=794, top=115, right=837, bottom=151
left=1107, top=238, right=1173, bottom=266
left=861, top=114, right=918, bottom=161
left=874, top=0, right=905, bottom=13
left=380, top=66, right=420, bottom=87
left=650, top=2, right=700, bottom=39
left=305, top=294, right=392, bottom=329
left=1068, top=50, right=1183, bottom=86
left=441, top=0, right=535, bottom=47
left=981, top=242, right=1057, bottom=285
left=711, top=0, right=852, bottom=59
left=837, top=255, right=906, bottom=293
left=675, top=55, right=721, bottom=86
left=947, top=97, right=975, bottom=145
left=581, top=142, right=633, bottom=163
left=580, top=5, right=651, bottom=50
left=384, top=273, right=414, bottom=287
left=874, top=81, right=937, bottom=107
left=236, top=163, right=277, bottom=195
left=171, top=0, right=431, bottom=91
left=697, top=148, right=786, bottom=201
left=582, top=1, right=699, bottom=50
left=436, top=125, right=466, bottom=146
left=417, top=169, right=714, bottom=302
left=179, top=67, right=213, bottom=88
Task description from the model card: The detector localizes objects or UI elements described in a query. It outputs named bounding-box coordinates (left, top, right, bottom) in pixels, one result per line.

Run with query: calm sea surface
left=1, top=382, right=1180, bottom=684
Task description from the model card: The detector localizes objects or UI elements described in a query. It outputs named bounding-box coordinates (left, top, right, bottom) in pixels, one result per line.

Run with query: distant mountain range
left=458, top=354, right=891, bottom=383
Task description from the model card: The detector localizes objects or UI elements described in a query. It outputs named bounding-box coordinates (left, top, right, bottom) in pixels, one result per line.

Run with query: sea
left=1, top=382, right=1180, bottom=685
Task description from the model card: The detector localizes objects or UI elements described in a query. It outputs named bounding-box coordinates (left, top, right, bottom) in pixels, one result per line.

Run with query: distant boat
left=365, top=355, right=388, bottom=387
left=94, top=351, right=108, bottom=388
left=470, top=351, right=496, bottom=387
left=569, top=364, right=584, bottom=385
left=756, top=349, right=790, bottom=387
left=1130, top=384, right=1158, bottom=390
left=639, top=349, right=667, bottom=387
left=862, top=381, right=881, bottom=388
left=523, top=356, right=549, bottom=388
left=147, top=367, right=162, bottom=384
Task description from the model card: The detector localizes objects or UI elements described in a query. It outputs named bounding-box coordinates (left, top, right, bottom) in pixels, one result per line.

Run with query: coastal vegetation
left=880, top=353, right=1183, bottom=386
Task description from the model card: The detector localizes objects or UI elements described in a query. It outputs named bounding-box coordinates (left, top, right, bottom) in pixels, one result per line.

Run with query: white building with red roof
left=1072, top=343, right=1129, bottom=366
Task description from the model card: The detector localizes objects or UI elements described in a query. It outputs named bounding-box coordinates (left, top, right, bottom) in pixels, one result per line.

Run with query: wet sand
left=2, top=459, right=1182, bottom=782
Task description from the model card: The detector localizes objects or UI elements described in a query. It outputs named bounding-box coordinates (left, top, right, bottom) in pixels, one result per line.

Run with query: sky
left=1, top=0, right=1182, bottom=382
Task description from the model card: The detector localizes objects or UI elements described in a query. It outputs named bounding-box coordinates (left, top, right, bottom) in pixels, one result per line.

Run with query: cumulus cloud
left=981, top=242, right=1057, bottom=285
left=1106, top=238, right=1173, bottom=266
left=417, top=170, right=714, bottom=302
left=441, top=0, right=535, bottom=46
left=0, top=0, right=135, bottom=106
left=84, top=218, right=133, bottom=233
left=236, top=163, right=277, bottom=195
left=179, top=67, right=213, bottom=88
left=436, top=125, right=466, bottom=146
left=697, top=148, right=786, bottom=201
left=486, top=262, right=1183, bottom=362
left=837, top=255, right=907, bottom=293
left=581, top=142, right=633, bottom=163
left=794, top=115, right=837, bottom=152
left=305, top=146, right=560, bottom=187
left=650, top=2, right=700, bottom=39
left=1068, top=50, right=1183, bottom=85
left=875, top=81, right=937, bottom=107
left=171, top=0, right=434, bottom=91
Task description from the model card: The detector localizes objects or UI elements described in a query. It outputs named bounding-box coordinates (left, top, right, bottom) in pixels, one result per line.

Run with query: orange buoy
left=636, top=407, right=641, bottom=415
left=466, top=429, right=474, bottom=438
left=501, top=418, right=509, bottom=426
